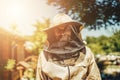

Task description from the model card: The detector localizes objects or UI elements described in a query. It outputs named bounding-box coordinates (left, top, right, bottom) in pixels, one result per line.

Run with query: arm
left=36, top=67, right=50, bottom=80
left=86, top=48, right=101, bottom=80
left=36, top=52, right=52, bottom=80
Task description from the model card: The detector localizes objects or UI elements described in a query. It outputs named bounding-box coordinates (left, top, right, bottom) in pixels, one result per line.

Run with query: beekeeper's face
left=54, top=25, right=71, bottom=42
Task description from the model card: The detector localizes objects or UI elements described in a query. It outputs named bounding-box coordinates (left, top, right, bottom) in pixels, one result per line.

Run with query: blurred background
left=0, top=0, right=120, bottom=80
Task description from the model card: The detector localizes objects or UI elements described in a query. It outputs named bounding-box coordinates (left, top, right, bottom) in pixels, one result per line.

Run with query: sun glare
left=6, top=4, right=23, bottom=19
left=1, top=0, right=36, bottom=36
left=5, top=1, right=26, bottom=23
left=0, top=0, right=58, bottom=36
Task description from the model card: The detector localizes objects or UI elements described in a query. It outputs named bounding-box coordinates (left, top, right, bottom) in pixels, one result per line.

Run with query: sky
left=81, top=25, right=120, bottom=39
left=0, top=0, right=119, bottom=38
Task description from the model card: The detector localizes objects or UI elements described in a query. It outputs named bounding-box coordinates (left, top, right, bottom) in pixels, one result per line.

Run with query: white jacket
left=36, top=47, right=101, bottom=80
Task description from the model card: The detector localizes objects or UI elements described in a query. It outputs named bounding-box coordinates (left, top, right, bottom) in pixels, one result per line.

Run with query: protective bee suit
left=36, top=13, right=101, bottom=80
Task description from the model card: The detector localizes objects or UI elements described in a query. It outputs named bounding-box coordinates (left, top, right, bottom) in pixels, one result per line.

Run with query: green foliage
left=30, top=19, right=50, bottom=54
left=87, top=43, right=105, bottom=54
left=4, top=59, right=16, bottom=71
left=111, top=30, right=120, bottom=52
left=23, top=68, right=35, bottom=80
left=86, top=30, right=120, bottom=54
left=47, top=0, right=120, bottom=29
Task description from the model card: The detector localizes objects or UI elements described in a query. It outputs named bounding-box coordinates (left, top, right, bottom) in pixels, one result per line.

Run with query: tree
left=111, top=30, right=120, bottom=52
left=86, top=36, right=105, bottom=54
left=47, top=0, right=120, bottom=29
left=86, top=30, right=120, bottom=54
left=30, top=19, right=50, bottom=54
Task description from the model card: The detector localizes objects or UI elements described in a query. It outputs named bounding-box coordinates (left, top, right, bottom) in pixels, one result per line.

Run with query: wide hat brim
left=42, top=21, right=83, bottom=32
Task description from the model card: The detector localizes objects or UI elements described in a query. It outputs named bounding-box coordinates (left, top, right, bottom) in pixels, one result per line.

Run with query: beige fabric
left=36, top=47, right=101, bottom=80
left=42, top=13, right=83, bottom=32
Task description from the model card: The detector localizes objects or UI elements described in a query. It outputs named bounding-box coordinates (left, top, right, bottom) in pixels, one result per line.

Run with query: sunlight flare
left=6, top=4, right=24, bottom=19
left=1, top=0, right=36, bottom=36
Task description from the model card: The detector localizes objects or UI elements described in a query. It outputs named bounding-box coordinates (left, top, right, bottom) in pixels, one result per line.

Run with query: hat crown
left=42, top=13, right=83, bottom=32
left=50, top=13, right=73, bottom=28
